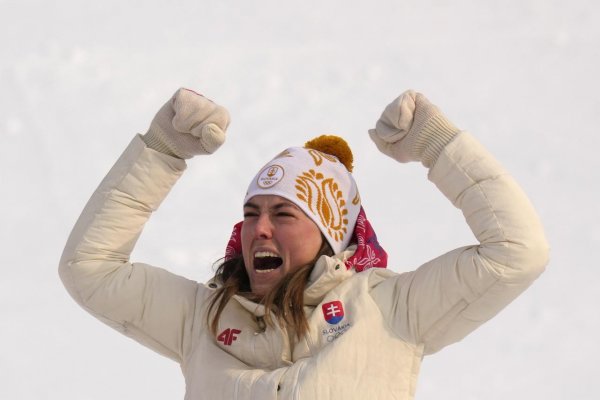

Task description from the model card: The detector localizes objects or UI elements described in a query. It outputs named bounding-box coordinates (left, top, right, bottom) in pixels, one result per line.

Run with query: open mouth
left=254, top=251, right=283, bottom=273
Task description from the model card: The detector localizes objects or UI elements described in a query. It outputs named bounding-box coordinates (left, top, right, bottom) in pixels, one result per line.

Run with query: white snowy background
left=1, top=0, right=598, bottom=399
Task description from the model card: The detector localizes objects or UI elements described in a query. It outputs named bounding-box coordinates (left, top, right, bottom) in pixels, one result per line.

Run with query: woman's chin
left=250, top=277, right=280, bottom=297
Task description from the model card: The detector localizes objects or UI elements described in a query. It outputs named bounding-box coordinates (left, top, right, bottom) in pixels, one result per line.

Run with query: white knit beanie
left=243, top=136, right=361, bottom=255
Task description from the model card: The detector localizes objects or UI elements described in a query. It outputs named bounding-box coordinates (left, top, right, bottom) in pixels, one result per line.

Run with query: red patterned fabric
left=224, top=221, right=243, bottom=262
left=224, top=207, right=387, bottom=271
left=343, top=207, right=388, bottom=271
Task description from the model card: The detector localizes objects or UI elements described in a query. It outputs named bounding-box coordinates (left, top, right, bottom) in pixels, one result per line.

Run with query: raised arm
left=369, top=91, right=549, bottom=354
left=59, top=88, right=230, bottom=362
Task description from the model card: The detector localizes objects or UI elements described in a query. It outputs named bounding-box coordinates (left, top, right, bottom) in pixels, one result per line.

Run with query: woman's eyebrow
left=273, top=200, right=299, bottom=208
left=243, top=202, right=259, bottom=210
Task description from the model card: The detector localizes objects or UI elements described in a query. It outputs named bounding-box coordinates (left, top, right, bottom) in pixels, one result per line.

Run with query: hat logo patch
left=257, top=164, right=284, bottom=188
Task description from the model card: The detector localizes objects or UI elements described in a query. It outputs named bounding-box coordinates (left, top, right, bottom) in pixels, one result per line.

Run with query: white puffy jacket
left=59, top=132, right=548, bottom=399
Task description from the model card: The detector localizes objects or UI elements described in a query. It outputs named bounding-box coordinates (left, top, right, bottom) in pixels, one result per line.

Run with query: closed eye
left=276, top=212, right=295, bottom=218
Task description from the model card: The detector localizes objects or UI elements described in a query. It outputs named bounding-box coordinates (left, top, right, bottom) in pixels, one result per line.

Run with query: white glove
left=369, top=90, right=459, bottom=167
left=143, top=88, right=230, bottom=159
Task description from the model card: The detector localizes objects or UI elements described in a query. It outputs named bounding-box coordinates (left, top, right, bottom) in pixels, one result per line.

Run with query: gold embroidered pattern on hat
left=352, top=191, right=361, bottom=206
left=308, top=149, right=339, bottom=167
left=274, top=149, right=293, bottom=159
left=295, top=169, right=349, bottom=242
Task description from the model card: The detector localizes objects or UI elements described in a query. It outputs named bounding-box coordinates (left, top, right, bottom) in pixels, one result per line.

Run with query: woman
left=59, top=88, right=549, bottom=399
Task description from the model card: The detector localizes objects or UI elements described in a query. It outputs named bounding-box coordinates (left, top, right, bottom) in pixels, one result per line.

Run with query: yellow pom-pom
left=304, top=135, right=354, bottom=172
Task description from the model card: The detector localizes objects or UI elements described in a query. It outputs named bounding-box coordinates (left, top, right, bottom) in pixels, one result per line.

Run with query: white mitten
left=143, top=88, right=230, bottom=159
left=369, top=90, right=460, bottom=167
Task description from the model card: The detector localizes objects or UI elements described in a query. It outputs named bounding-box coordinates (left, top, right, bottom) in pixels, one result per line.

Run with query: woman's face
left=241, top=195, right=323, bottom=297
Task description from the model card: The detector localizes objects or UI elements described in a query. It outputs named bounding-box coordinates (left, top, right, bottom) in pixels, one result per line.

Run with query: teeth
left=255, top=268, right=275, bottom=274
left=254, top=251, right=279, bottom=258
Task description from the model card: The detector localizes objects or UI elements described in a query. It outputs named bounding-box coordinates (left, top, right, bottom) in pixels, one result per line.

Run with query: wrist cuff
left=413, top=114, right=460, bottom=168
left=142, top=129, right=185, bottom=159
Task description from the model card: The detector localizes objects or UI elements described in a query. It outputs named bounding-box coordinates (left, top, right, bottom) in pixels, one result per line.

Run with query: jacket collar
left=303, top=245, right=355, bottom=305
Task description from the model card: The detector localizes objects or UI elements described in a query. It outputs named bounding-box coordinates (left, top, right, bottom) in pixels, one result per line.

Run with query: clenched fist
left=143, top=88, right=230, bottom=159
left=369, top=90, right=460, bottom=167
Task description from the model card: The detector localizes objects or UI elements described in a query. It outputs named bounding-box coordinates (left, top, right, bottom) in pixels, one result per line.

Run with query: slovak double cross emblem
left=322, top=300, right=344, bottom=325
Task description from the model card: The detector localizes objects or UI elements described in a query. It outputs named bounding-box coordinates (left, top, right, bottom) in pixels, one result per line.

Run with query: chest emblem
left=322, top=300, right=345, bottom=324
left=217, top=328, right=241, bottom=346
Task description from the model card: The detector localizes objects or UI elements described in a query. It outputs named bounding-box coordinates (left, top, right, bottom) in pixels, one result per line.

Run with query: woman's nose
left=254, top=214, right=273, bottom=239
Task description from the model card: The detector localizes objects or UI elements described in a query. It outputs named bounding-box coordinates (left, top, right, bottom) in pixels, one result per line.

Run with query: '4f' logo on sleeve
left=217, top=328, right=241, bottom=346
left=322, top=301, right=344, bottom=324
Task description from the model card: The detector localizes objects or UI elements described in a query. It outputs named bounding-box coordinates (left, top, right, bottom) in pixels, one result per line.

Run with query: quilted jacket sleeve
left=370, top=132, right=549, bottom=355
left=58, top=135, right=202, bottom=363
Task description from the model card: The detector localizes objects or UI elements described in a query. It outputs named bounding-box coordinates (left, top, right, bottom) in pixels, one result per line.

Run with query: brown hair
left=207, top=239, right=333, bottom=339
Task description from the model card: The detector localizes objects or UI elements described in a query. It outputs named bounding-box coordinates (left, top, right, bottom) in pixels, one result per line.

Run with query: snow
left=1, top=0, right=599, bottom=398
